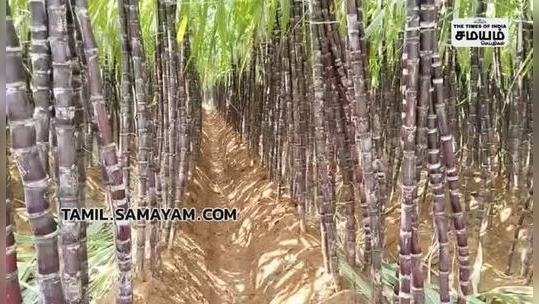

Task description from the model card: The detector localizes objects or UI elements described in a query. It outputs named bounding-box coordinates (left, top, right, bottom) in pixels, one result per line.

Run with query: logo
left=451, top=18, right=509, bottom=47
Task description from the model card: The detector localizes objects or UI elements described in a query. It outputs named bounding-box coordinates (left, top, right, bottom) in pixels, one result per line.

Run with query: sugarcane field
left=4, top=0, right=534, bottom=303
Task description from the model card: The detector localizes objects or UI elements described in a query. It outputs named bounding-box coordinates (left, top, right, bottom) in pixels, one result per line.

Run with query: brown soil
left=9, top=110, right=527, bottom=303
left=132, top=113, right=359, bottom=304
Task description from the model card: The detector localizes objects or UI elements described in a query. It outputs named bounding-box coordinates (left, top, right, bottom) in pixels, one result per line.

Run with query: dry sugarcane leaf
left=499, top=207, right=512, bottom=223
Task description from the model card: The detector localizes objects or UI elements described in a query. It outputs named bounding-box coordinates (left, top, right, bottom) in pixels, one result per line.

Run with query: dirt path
left=133, top=112, right=338, bottom=304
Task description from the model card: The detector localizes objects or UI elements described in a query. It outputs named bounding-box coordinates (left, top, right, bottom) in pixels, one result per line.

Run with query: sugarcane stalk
left=7, top=4, right=65, bottom=302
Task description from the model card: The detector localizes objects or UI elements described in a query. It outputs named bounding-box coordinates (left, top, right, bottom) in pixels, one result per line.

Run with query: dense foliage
left=6, top=0, right=532, bottom=303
